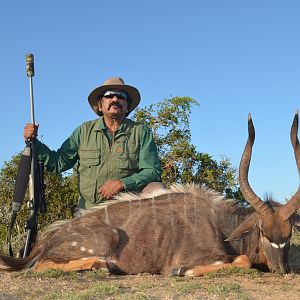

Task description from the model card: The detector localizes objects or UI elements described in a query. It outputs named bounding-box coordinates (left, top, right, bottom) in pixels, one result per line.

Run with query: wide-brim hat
left=88, top=77, right=141, bottom=116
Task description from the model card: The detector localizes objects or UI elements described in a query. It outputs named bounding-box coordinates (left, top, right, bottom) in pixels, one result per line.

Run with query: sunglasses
left=102, top=91, right=128, bottom=100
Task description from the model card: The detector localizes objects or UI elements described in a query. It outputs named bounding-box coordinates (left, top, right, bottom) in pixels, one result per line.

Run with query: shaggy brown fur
left=1, top=183, right=298, bottom=275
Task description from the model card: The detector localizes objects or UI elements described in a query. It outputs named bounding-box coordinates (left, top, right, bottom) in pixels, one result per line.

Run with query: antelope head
left=227, top=112, right=300, bottom=274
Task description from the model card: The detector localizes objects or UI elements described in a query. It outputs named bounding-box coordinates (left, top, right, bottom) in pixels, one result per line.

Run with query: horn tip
left=248, top=113, right=252, bottom=121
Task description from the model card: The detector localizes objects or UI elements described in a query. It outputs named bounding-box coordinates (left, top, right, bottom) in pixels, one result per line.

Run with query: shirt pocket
left=116, top=153, right=129, bottom=170
left=116, top=152, right=139, bottom=171
left=128, top=153, right=138, bottom=170
left=125, top=141, right=139, bottom=170
left=79, top=149, right=101, bottom=169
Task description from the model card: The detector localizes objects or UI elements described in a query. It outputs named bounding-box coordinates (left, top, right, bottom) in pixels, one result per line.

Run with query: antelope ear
left=291, top=213, right=300, bottom=231
left=225, top=215, right=257, bottom=241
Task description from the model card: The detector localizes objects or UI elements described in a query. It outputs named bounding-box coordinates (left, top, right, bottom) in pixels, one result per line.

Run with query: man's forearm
left=121, top=168, right=161, bottom=191
left=35, top=139, right=78, bottom=173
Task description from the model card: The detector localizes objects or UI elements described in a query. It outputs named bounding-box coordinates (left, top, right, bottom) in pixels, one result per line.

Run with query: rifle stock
left=23, top=148, right=40, bottom=257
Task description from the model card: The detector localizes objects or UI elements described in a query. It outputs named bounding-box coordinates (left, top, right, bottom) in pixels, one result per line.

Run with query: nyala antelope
left=0, top=113, right=300, bottom=276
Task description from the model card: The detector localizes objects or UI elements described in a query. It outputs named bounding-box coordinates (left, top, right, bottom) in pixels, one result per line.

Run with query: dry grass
left=0, top=229, right=299, bottom=299
left=1, top=268, right=300, bottom=300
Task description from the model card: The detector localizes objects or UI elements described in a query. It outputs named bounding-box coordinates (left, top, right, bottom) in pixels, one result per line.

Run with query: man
left=24, top=77, right=163, bottom=209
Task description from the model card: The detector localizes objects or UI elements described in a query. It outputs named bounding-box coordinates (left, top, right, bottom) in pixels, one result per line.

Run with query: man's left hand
left=98, top=180, right=124, bottom=199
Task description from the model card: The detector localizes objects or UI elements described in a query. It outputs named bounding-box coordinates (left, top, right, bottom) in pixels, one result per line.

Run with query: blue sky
left=1, top=1, right=300, bottom=202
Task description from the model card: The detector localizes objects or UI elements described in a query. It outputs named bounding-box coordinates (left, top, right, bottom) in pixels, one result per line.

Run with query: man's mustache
left=108, top=101, right=122, bottom=109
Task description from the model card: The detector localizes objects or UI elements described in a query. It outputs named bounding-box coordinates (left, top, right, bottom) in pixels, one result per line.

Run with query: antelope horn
left=280, top=111, right=300, bottom=220
left=291, top=110, right=300, bottom=173
left=239, top=113, right=274, bottom=217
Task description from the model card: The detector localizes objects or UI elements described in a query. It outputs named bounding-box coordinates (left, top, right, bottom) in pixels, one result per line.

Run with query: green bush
left=0, top=153, right=79, bottom=254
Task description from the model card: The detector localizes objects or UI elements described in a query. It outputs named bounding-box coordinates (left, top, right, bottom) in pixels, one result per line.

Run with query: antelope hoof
left=170, top=267, right=188, bottom=277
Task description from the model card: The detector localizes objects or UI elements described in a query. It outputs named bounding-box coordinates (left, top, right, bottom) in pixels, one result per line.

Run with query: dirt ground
left=1, top=268, right=300, bottom=300
left=1, top=233, right=299, bottom=299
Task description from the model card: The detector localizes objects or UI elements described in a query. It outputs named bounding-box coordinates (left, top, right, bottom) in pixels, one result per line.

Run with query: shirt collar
left=94, top=116, right=130, bottom=132
left=96, top=116, right=106, bottom=130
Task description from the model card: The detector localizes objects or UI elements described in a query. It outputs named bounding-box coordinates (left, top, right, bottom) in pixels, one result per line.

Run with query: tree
left=0, top=153, right=79, bottom=254
left=134, top=96, right=241, bottom=197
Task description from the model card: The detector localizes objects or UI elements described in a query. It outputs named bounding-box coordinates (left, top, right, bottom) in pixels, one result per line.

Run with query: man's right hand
left=24, top=123, right=39, bottom=140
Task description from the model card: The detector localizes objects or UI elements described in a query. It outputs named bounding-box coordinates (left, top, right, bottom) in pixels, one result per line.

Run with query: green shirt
left=35, top=117, right=162, bottom=207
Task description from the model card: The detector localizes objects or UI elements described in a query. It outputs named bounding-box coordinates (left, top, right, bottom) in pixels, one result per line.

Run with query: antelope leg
left=172, top=255, right=252, bottom=277
left=33, top=257, right=109, bottom=272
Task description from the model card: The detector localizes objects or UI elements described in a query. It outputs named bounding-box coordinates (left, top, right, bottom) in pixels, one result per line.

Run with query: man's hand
left=98, top=180, right=124, bottom=199
left=24, top=123, right=39, bottom=140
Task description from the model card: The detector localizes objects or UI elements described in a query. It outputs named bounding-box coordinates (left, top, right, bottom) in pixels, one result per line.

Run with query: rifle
left=7, top=54, right=46, bottom=257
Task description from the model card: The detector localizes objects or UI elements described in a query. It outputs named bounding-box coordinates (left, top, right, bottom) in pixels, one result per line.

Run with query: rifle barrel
left=23, top=53, right=37, bottom=258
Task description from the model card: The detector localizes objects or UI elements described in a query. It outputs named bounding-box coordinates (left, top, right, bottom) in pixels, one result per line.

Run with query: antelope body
left=1, top=113, right=300, bottom=276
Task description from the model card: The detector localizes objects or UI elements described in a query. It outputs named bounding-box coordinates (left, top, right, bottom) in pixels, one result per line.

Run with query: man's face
left=98, top=90, right=129, bottom=119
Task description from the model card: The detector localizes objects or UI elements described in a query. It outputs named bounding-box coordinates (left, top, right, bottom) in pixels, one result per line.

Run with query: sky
left=1, top=0, right=300, bottom=202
